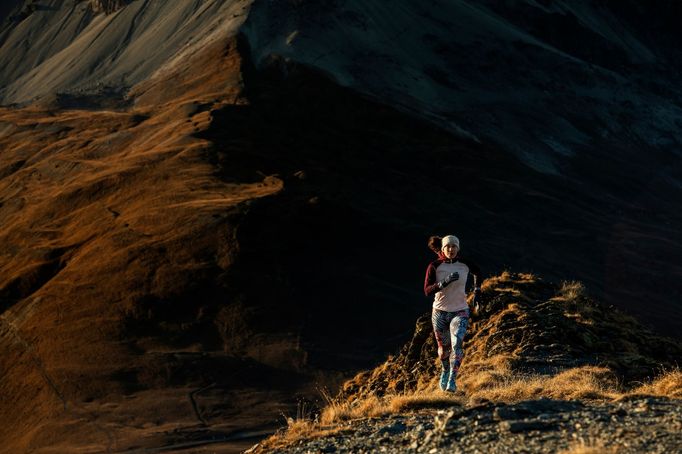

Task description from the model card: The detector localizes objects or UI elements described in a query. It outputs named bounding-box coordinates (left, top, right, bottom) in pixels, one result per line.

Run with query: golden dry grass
left=254, top=394, right=346, bottom=452
left=255, top=418, right=345, bottom=452
left=463, top=365, right=621, bottom=402
left=480, top=270, right=538, bottom=291
left=556, top=280, right=587, bottom=301
left=317, top=366, right=678, bottom=427
left=319, top=366, right=682, bottom=425
left=319, top=389, right=463, bottom=426
left=557, top=439, right=619, bottom=454
left=458, top=350, right=622, bottom=403
left=628, top=368, right=682, bottom=398
left=319, top=395, right=390, bottom=425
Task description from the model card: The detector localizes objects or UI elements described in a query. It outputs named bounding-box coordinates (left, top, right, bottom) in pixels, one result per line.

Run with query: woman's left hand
left=471, top=288, right=482, bottom=316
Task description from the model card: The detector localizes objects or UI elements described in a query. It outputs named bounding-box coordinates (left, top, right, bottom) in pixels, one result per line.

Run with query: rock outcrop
left=251, top=272, right=682, bottom=453
left=340, top=272, right=682, bottom=402
left=83, top=0, right=130, bottom=15
left=261, top=396, right=682, bottom=453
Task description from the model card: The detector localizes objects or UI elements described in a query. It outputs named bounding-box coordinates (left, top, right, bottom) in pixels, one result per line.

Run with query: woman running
left=423, top=234, right=482, bottom=392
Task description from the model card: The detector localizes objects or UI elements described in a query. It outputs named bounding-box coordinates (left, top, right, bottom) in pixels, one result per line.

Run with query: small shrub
left=557, top=281, right=586, bottom=301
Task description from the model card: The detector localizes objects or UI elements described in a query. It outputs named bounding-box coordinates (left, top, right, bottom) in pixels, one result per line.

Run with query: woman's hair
left=428, top=235, right=442, bottom=255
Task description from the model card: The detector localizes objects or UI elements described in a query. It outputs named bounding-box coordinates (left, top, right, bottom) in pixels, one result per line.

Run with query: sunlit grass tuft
left=461, top=364, right=620, bottom=403
left=628, top=368, right=682, bottom=399
left=558, top=439, right=619, bottom=454
left=256, top=363, right=680, bottom=452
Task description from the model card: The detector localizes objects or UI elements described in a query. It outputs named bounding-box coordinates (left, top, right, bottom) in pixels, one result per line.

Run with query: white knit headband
left=441, top=235, right=460, bottom=249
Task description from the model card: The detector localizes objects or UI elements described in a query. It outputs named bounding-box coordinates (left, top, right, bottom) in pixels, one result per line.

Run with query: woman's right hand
left=437, top=271, right=460, bottom=289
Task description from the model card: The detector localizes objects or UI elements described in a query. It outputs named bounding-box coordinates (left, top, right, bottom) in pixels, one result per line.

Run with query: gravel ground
left=261, top=396, right=682, bottom=453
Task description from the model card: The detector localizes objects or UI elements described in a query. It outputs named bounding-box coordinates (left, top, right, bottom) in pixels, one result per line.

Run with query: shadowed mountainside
left=241, top=0, right=682, bottom=339
left=0, top=26, right=535, bottom=453
left=0, top=0, right=682, bottom=334
left=1, top=0, right=680, bottom=336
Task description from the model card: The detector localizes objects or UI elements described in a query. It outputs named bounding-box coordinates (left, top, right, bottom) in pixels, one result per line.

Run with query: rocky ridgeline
left=340, top=272, right=682, bottom=401
left=11, top=0, right=129, bottom=20
left=269, top=396, right=682, bottom=453
left=254, top=272, right=682, bottom=453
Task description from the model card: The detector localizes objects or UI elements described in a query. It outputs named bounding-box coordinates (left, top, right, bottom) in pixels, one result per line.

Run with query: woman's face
left=442, top=244, right=459, bottom=259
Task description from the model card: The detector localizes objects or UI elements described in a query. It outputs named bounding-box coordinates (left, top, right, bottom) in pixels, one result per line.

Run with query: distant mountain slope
left=3, top=1, right=682, bottom=170
left=0, top=0, right=251, bottom=105
left=240, top=0, right=682, bottom=337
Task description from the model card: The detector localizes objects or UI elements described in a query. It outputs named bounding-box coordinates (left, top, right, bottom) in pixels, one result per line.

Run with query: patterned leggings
left=432, top=308, right=469, bottom=374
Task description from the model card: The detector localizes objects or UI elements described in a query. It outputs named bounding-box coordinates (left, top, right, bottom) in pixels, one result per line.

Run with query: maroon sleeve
left=424, top=261, right=441, bottom=297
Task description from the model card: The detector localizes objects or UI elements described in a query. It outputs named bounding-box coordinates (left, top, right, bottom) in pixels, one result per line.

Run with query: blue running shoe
left=439, top=369, right=449, bottom=391
left=445, top=373, right=457, bottom=392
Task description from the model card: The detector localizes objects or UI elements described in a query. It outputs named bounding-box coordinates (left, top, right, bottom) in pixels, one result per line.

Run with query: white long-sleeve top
left=424, top=256, right=481, bottom=312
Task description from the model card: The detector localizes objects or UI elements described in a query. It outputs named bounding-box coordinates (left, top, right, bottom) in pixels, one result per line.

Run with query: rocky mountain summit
left=341, top=272, right=681, bottom=400
left=253, top=273, right=682, bottom=453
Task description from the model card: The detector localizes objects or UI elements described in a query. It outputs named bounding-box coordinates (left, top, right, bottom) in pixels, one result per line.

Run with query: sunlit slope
left=0, top=34, right=283, bottom=451
left=0, top=0, right=252, bottom=105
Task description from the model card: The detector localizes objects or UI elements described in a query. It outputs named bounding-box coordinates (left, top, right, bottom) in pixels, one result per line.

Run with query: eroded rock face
left=84, top=0, right=130, bottom=14
left=0, top=1, right=252, bottom=105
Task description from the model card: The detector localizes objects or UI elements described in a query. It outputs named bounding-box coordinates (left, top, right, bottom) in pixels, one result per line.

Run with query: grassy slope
left=0, top=35, right=284, bottom=452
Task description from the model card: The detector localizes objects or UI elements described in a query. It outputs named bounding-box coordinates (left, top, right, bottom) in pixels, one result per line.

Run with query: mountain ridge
left=0, top=2, right=681, bottom=452
left=253, top=272, right=682, bottom=453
